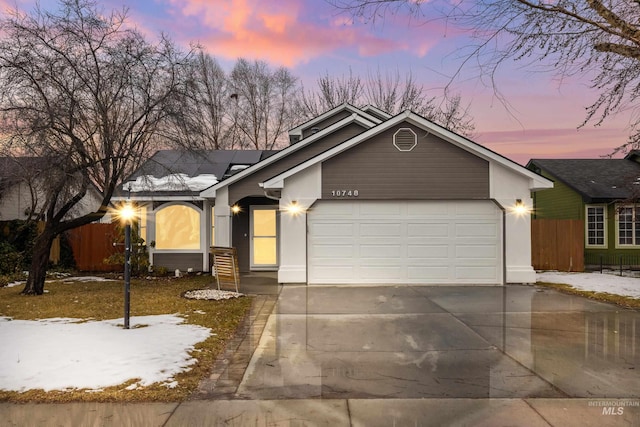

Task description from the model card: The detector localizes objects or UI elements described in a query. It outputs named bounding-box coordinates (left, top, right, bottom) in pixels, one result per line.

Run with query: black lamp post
left=120, top=200, right=135, bottom=329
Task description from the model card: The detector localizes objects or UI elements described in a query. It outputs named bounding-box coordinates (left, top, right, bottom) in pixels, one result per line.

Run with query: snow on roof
left=124, top=173, right=218, bottom=192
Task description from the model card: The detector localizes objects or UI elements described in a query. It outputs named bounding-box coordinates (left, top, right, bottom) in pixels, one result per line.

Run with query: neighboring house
left=117, top=104, right=552, bottom=284
left=527, top=153, right=640, bottom=266
left=0, top=157, right=106, bottom=222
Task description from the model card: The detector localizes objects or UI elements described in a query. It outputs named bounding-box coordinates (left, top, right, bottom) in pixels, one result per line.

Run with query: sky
left=0, top=272, right=638, bottom=392
left=0, top=0, right=633, bottom=165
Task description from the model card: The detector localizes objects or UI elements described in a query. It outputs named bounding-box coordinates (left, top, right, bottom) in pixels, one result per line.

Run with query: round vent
left=393, top=128, right=417, bottom=152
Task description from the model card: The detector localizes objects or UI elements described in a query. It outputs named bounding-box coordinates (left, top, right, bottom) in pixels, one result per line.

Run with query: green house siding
left=531, top=169, right=640, bottom=266
left=586, top=204, right=640, bottom=266
left=532, top=172, right=583, bottom=219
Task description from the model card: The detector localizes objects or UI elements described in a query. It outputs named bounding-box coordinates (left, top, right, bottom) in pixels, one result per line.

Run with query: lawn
left=0, top=275, right=252, bottom=403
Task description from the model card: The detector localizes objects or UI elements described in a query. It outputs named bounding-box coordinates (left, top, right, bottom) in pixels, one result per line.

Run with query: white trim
left=264, top=110, right=554, bottom=192
left=585, top=204, right=608, bottom=249
left=614, top=203, right=640, bottom=248
left=200, top=112, right=378, bottom=198
left=249, top=205, right=279, bottom=270
left=288, top=103, right=382, bottom=137
left=361, top=104, right=392, bottom=120
left=112, top=196, right=205, bottom=202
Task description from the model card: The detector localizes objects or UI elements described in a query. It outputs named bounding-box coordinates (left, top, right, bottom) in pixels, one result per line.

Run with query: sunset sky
left=4, top=0, right=633, bottom=165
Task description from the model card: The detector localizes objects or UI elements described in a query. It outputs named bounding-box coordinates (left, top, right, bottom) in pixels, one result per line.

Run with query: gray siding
left=229, top=122, right=366, bottom=203
left=321, top=122, right=489, bottom=200
left=153, top=253, right=204, bottom=272
left=301, top=110, right=352, bottom=139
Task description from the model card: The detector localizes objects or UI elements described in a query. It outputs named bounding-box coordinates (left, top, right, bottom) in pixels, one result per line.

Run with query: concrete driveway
left=221, top=284, right=637, bottom=400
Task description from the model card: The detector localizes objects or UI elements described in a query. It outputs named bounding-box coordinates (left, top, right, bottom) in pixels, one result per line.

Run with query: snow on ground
left=536, top=271, right=640, bottom=299
left=0, top=315, right=210, bottom=392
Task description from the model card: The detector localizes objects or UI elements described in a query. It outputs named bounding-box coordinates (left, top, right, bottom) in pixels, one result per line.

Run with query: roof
left=200, top=112, right=378, bottom=198
left=116, top=150, right=274, bottom=199
left=264, top=110, right=553, bottom=192
left=287, top=103, right=382, bottom=137
left=527, top=158, right=640, bottom=202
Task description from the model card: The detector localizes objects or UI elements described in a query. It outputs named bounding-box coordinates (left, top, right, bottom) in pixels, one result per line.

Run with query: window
left=617, top=205, right=640, bottom=246
left=586, top=205, right=606, bottom=247
left=155, top=204, right=200, bottom=250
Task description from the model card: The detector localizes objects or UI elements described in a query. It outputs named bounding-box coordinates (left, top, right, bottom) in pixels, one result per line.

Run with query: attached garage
left=307, top=200, right=502, bottom=284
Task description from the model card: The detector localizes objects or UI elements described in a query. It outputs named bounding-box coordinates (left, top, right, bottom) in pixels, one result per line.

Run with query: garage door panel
left=360, top=223, right=401, bottom=237
left=308, top=200, right=501, bottom=284
left=407, top=223, right=450, bottom=237
left=360, top=244, right=402, bottom=258
left=311, top=222, right=354, bottom=237
left=407, top=244, right=450, bottom=259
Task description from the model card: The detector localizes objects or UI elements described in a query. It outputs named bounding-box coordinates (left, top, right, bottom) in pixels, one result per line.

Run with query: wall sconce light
left=231, top=204, right=241, bottom=214
left=284, top=200, right=304, bottom=216
left=512, top=199, right=529, bottom=216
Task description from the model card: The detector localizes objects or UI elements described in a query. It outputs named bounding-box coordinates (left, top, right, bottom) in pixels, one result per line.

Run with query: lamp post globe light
left=119, top=202, right=136, bottom=329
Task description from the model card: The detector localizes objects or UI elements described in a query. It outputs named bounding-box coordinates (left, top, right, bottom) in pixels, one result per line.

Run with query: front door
left=250, top=206, right=278, bottom=270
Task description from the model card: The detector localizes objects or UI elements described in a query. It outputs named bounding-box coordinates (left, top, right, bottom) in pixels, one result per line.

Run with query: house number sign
left=331, top=190, right=359, bottom=197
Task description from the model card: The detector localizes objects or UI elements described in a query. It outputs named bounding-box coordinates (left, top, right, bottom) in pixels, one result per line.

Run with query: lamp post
left=119, top=202, right=135, bottom=329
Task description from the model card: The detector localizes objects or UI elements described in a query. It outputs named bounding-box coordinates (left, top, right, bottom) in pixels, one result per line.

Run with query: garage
left=307, top=200, right=502, bottom=285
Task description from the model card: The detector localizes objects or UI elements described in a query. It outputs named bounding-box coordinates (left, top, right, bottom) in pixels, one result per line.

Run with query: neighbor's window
left=617, top=205, right=640, bottom=246
left=586, top=205, right=606, bottom=247
left=155, top=204, right=200, bottom=250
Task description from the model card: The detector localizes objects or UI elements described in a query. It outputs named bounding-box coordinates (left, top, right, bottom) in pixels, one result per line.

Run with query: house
left=117, top=104, right=553, bottom=284
left=528, top=153, right=640, bottom=267
left=0, top=157, right=105, bottom=222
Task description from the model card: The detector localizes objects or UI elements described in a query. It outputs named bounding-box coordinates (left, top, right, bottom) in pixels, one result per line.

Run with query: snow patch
left=124, top=174, right=218, bottom=192
left=537, top=271, right=640, bottom=299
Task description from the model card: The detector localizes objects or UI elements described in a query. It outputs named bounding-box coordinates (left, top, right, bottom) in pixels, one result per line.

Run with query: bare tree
left=296, top=67, right=476, bottom=136
left=167, top=51, right=240, bottom=150
left=0, top=0, right=190, bottom=294
left=332, top=0, right=640, bottom=150
left=229, top=59, right=298, bottom=150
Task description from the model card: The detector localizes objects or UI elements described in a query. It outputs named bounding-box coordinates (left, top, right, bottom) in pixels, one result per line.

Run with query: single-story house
left=116, top=104, right=552, bottom=284
left=527, top=153, right=640, bottom=267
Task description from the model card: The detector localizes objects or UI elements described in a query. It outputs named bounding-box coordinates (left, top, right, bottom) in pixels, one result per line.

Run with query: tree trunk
left=21, top=227, right=56, bottom=295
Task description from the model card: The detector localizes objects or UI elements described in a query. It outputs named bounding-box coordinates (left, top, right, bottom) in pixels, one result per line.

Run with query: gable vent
left=393, top=128, right=417, bottom=152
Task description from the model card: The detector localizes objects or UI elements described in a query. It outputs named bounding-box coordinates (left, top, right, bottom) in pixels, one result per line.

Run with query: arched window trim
left=153, top=202, right=203, bottom=252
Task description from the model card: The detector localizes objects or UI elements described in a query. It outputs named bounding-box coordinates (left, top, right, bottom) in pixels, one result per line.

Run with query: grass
left=537, top=281, right=640, bottom=309
left=0, top=275, right=253, bottom=403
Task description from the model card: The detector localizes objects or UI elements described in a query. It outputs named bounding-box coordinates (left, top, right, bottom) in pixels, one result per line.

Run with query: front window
left=155, top=204, right=201, bottom=250
left=617, top=205, right=640, bottom=246
left=586, top=205, right=606, bottom=247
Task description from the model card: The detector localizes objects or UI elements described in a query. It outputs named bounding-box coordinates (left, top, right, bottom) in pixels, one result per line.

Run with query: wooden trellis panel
left=210, top=246, right=240, bottom=292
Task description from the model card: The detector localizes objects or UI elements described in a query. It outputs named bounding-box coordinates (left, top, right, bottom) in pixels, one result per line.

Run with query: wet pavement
left=2, top=278, right=640, bottom=426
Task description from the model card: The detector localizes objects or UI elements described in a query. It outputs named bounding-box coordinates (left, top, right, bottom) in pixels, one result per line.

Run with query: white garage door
left=307, top=200, right=502, bottom=284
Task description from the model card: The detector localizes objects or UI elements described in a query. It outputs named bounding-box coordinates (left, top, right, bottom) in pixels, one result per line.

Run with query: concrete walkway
left=1, top=277, right=639, bottom=426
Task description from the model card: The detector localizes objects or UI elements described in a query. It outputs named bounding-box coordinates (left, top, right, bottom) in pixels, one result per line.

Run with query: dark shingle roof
left=528, top=158, right=640, bottom=202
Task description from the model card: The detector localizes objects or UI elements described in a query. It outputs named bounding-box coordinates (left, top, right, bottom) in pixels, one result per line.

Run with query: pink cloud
left=163, top=0, right=442, bottom=66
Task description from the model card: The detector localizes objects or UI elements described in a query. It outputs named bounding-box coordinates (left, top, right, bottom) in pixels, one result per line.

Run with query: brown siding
left=301, top=110, right=352, bottom=139
left=229, top=122, right=366, bottom=203
left=321, top=122, right=489, bottom=200
left=153, top=253, right=204, bottom=272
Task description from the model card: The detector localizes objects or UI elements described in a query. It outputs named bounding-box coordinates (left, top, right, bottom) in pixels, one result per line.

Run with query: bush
left=0, top=241, right=22, bottom=275
left=104, top=222, right=150, bottom=277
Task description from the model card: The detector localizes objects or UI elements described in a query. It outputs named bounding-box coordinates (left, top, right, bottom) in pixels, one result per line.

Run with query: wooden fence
left=66, top=223, right=121, bottom=272
left=531, top=219, right=584, bottom=272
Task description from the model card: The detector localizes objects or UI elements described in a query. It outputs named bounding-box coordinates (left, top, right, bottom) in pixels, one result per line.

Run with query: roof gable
left=264, top=111, right=552, bottom=191
left=287, top=103, right=382, bottom=139
left=201, top=112, right=378, bottom=198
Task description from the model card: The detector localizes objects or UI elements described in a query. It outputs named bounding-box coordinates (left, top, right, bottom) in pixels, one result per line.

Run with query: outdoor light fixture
left=512, top=199, right=529, bottom=216
left=231, top=204, right=241, bottom=214
left=284, top=200, right=304, bottom=216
